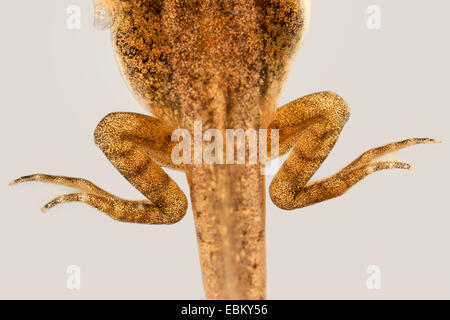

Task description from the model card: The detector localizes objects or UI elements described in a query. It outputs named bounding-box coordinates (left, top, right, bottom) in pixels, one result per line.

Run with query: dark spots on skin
left=257, top=230, right=264, bottom=242
left=259, top=65, right=269, bottom=99
left=294, top=149, right=327, bottom=163
left=133, top=159, right=152, bottom=177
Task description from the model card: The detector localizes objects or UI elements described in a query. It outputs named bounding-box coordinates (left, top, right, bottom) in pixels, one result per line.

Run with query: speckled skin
left=105, top=0, right=307, bottom=132
left=11, top=0, right=438, bottom=300
left=106, top=0, right=308, bottom=300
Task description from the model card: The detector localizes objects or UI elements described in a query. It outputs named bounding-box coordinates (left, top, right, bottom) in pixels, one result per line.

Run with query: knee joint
left=320, top=91, right=350, bottom=126
left=94, top=112, right=122, bottom=148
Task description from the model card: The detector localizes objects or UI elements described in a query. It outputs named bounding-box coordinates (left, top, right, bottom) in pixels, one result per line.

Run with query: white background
left=1, top=0, right=449, bottom=299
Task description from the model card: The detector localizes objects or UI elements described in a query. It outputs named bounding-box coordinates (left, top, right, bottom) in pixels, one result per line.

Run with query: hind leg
left=268, top=91, right=440, bottom=210
left=11, top=112, right=187, bottom=224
